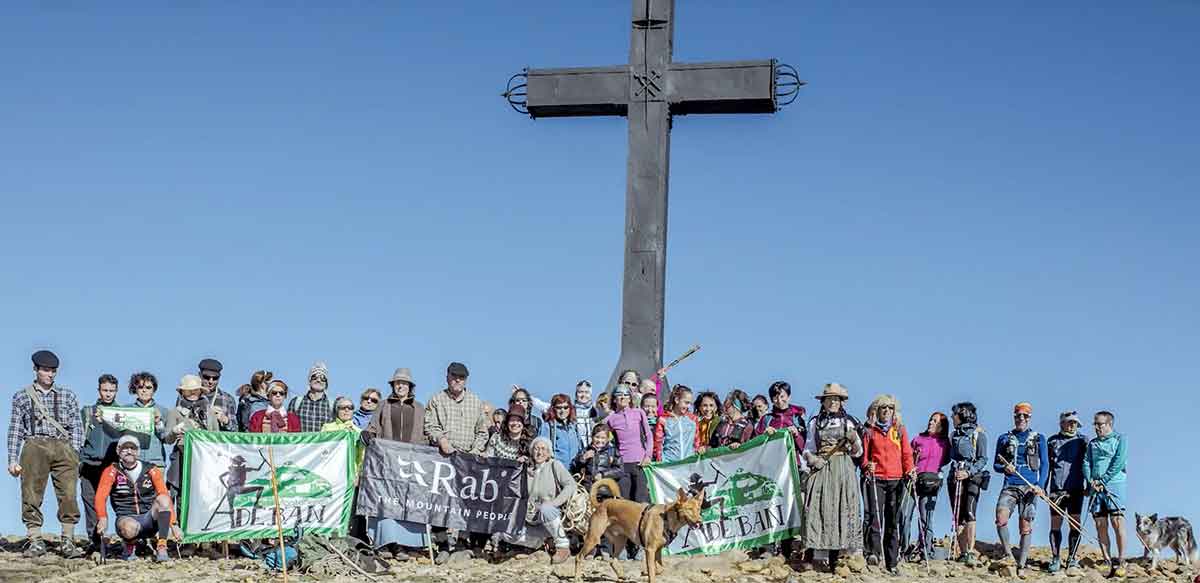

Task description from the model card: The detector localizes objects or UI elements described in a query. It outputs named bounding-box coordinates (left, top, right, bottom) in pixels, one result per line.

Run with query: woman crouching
left=493, top=437, right=575, bottom=564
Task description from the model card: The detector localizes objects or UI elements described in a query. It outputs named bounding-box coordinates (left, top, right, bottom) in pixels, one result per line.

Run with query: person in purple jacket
left=603, top=384, right=652, bottom=503
left=900, top=411, right=952, bottom=560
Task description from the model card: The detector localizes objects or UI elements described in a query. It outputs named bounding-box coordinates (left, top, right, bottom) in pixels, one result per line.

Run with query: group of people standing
left=8, top=350, right=1131, bottom=578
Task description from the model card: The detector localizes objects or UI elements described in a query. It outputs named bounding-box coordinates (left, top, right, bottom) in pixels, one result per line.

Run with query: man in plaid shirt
left=423, top=362, right=490, bottom=455
left=6, top=350, right=85, bottom=558
left=287, top=361, right=334, bottom=432
left=423, top=361, right=491, bottom=562
left=196, top=358, right=236, bottom=431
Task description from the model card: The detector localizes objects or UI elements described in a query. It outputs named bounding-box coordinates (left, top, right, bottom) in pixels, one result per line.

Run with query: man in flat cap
left=195, top=358, right=236, bottom=431
left=422, top=362, right=491, bottom=562
left=6, top=350, right=85, bottom=558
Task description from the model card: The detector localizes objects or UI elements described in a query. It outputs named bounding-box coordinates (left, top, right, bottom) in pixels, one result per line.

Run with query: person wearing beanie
left=287, top=361, right=333, bottom=432
left=8, top=350, right=85, bottom=559
left=1046, top=410, right=1089, bottom=572
left=94, top=435, right=176, bottom=562
left=993, top=401, right=1049, bottom=577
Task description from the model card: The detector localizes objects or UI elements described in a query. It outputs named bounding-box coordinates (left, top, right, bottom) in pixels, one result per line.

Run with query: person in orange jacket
left=94, top=435, right=176, bottom=562
left=861, top=394, right=916, bottom=574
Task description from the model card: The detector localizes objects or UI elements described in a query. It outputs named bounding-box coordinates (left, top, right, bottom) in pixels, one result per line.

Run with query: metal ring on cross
left=774, top=62, right=805, bottom=109
left=503, top=71, right=529, bottom=115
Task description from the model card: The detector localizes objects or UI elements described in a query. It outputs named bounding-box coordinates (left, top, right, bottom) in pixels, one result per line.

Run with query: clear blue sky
left=2, top=1, right=1197, bottom=546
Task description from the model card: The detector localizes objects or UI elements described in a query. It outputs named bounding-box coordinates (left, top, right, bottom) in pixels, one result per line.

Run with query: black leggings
left=620, top=463, right=648, bottom=503
left=865, top=478, right=903, bottom=569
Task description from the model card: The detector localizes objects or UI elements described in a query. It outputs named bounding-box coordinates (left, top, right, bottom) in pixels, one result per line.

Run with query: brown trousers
left=20, top=438, right=80, bottom=534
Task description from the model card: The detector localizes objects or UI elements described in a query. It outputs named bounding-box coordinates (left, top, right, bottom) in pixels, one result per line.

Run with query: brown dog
left=574, top=477, right=705, bottom=583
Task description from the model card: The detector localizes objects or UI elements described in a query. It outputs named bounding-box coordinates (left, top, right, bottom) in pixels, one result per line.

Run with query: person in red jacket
left=249, top=380, right=301, bottom=433
left=94, top=435, right=176, bottom=562
left=861, top=394, right=916, bottom=574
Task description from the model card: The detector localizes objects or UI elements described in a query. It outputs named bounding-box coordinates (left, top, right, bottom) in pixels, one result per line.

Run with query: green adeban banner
left=178, top=430, right=356, bottom=543
left=644, top=430, right=804, bottom=556
left=97, top=406, right=155, bottom=435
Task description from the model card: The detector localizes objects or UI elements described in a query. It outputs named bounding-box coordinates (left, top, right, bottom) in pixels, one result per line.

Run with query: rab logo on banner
left=392, top=457, right=502, bottom=502
left=180, top=431, right=354, bottom=543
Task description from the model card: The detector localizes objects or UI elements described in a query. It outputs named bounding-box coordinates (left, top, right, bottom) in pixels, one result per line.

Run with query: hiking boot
left=886, top=566, right=901, bottom=576
left=1110, top=561, right=1126, bottom=578
left=22, top=538, right=45, bottom=558
left=154, top=540, right=170, bottom=563
left=963, top=551, right=979, bottom=568
left=867, top=554, right=880, bottom=567
left=60, top=537, right=84, bottom=559
left=551, top=547, right=570, bottom=564
left=1048, top=557, right=1061, bottom=573
left=434, top=550, right=450, bottom=565
left=1066, top=558, right=1081, bottom=570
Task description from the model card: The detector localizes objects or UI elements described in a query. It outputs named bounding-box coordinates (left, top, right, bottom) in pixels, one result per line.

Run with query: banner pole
left=267, top=446, right=289, bottom=583
left=427, top=524, right=435, bottom=562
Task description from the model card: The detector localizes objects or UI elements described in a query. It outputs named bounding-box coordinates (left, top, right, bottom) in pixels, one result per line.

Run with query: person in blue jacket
left=539, top=393, right=583, bottom=467
left=993, top=402, right=1048, bottom=577
left=1083, top=410, right=1129, bottom=578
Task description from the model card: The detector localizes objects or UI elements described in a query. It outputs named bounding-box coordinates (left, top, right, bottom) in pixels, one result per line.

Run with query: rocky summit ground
left=0, top=537, right=1196, bottom=583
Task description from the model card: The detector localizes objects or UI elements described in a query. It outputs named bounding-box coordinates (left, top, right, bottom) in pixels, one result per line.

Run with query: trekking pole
left=266, top=446, right=289, bottom=583
left=997, top=454, right=1111, bottom=565
left=866, top=473, right=883, bottom=562
left=655, top=344, right=700, bottom=378
left=949, top=474, right=962, bottom=560
left=907, top=480, right=930, bottom=570
left=99, top=534, right=107, bottom=565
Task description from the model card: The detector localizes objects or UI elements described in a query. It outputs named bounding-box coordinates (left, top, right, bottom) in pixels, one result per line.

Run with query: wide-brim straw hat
left=178, top=374, right=204, bottom=393
left=814, top=383, right=849, bottom=401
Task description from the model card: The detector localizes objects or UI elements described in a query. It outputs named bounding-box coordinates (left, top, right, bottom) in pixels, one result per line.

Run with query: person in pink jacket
left=901, top=411, right=952, bottom=561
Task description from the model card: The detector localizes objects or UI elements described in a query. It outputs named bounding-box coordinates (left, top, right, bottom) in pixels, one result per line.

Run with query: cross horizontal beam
left=524, top=59, right=778, bottom=118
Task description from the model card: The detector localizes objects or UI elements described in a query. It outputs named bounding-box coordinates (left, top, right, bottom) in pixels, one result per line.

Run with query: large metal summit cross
left=504, top=0, right=801, bottom=389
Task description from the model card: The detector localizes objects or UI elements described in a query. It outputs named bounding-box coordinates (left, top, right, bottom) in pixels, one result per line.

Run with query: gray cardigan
left=527, top=459, right=574, bottom=509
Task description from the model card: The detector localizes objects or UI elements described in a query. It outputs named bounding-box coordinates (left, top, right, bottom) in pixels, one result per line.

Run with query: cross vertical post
left=503, top=0, right=803, bottom=392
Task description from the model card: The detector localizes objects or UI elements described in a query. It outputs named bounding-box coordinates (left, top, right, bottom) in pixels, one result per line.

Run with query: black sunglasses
left=201, top=374, right=220, bottom=381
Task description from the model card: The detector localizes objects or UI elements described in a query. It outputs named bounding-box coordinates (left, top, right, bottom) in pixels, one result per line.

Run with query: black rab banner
left=356, top=438, right=527, bottom=534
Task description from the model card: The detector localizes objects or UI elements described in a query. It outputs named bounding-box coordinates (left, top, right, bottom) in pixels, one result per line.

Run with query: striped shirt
left=288, top=392, right=333, bottom=433
left=7, top=383, right=83, bottom=465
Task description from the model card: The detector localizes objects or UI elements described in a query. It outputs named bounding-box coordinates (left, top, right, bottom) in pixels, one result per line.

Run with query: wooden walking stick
left=266, top=446, right=289, bottom=583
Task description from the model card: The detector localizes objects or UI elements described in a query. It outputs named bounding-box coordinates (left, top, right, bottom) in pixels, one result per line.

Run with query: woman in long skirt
left=802, top=383, right=864, bottom=572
